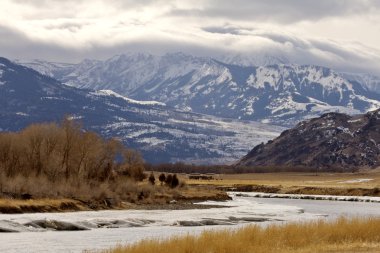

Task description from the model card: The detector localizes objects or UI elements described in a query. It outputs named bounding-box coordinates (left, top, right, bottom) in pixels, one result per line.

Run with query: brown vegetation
left=0, top=119, right=145, bottom=182
left=0, top=198, right=86, bottom=213
left=0, top=119, right=150, bottom=207
left=101, top=217, right=380, bottom=253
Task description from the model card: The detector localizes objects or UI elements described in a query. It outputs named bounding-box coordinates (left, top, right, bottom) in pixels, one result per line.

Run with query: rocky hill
left=237, top=109, right=380, bottom=171
left=17, top=52, right=380, bottom=127
left=0, top=57, right=282, bottom=164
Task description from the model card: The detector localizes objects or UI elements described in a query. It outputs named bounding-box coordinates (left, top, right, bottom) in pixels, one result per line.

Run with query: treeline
left=145, top=162, right=345, bottom=174
left=145, top=162, right=233, bottom=174
left=0, top=119, right=145, bottom=182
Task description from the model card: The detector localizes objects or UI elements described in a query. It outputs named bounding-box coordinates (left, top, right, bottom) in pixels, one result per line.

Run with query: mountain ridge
left=16, top=53, right=380, bottom=127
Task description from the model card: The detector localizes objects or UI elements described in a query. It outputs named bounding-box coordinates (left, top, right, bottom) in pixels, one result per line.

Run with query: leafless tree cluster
left=0, top=119, right=145, bottom=183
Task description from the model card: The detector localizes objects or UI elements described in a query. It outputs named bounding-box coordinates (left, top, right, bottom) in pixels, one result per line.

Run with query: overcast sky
left=1, top=0, right=380, bottom=74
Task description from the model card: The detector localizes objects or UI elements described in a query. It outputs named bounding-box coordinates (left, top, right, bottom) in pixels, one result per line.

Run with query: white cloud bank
left=0, top=0, right=379, bottom=74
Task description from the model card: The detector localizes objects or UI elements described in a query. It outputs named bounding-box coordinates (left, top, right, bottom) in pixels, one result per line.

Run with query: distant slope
left=237, top=109, right=380, bottom=171
left=0, top=57, right=283, bottom=164
left=18, top=53, right=380, bottom=127
left=341, top=72, right=380, bottom=94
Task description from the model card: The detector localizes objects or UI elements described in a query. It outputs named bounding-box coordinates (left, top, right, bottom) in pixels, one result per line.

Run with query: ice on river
left=0, top=193, right=379, bottom=253
left=0, top=196, right=308, bottom=233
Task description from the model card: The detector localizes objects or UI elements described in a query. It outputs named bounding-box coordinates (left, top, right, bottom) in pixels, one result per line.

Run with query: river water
left=0, top=192, right=379, bottom=253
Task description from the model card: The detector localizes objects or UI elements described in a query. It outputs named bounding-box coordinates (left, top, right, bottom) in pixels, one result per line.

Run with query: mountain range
left=17, top=52, right=380, bottom=127
left=0, top=57, right=282, bottom=164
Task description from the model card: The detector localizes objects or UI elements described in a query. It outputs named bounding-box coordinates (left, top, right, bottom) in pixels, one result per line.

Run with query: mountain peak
left=217, top=52, right=290, bottom=67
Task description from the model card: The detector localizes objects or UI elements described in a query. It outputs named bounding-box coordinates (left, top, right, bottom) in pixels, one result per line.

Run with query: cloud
left=0, top=0, right=379, bottom=76
left=198, top=26, right=380, bottom=74
left=202, top=26, right=243, bottom=35
left=169, top=0, right=380, bottom=24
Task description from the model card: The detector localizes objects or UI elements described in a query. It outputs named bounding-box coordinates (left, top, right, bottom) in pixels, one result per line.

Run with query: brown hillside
left=238, top=109, right=380, bottom=171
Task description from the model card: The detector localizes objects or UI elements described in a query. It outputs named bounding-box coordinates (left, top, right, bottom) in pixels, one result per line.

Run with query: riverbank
left=0, top=185, right=230, bottom=214
left=218, top=184, right=380, bottom=197
left=101, top=217, right=380, bottom=253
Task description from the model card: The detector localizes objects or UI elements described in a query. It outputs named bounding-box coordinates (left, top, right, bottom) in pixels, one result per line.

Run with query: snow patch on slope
left=91, top=90, right=166, bottom=106
left=341, top=72, right=380, bottom=94
left=0, top=63, right=5, bottom=86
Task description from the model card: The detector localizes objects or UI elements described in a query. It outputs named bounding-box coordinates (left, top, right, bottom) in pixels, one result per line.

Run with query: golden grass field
left=101, top=217, right=380, bottom=253
left=184, top=171, right=380, bottom=188
left=182, top=171, right=380, bottom=196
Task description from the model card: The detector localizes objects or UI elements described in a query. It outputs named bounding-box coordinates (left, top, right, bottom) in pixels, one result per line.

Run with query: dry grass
left=0, top=175, right=149, bottom=202
left=101, top=218, right=380, bottom=253
left=0, top=198, right=86, bottom=213
left=186, top=172, right=380, bottom=188
left=184, top=172, right=380, bottom=196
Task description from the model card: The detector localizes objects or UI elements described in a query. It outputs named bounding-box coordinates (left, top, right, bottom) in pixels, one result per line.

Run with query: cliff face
left=238, top=109, right=380, bottom=171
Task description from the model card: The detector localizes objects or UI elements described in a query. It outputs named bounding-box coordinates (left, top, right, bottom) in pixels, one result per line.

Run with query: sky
left=1, top=0, right=380, bottom=74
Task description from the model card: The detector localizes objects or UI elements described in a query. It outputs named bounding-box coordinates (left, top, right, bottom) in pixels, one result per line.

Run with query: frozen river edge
left=234, top=191, right=380, bottom=203
left=0, top=192, right=379, bottom=253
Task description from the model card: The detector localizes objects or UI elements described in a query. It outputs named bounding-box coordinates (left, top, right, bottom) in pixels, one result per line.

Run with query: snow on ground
left=338, top=178, right=374, bottom=184
left=0, top=65, right=5, bottom=86
left=102, top=110, right=284, bottom=163
left=233, top=192, right=380, bottom=203
left=91, top=89, right=166, bottom=106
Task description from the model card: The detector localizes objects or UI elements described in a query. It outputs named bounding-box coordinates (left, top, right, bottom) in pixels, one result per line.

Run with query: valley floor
left=184, top=171, right=380, bottom=197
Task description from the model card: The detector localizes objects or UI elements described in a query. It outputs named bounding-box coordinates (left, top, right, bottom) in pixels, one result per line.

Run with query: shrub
left=158, top=173, right=166, bottom=185
left=171, top=174, right=179, bottom=188
left=148, top=173, right=155, bottom=185
left=165, top=174, right=173, bottom=186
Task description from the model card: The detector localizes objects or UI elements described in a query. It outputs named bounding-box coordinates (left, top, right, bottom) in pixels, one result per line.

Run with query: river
left=0, top=192, right=379, bottom=253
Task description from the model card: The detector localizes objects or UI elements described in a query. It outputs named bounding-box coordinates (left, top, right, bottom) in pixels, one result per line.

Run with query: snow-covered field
left=339, top=178, right=374, bottom=184
left=0, top=193, right=379, bottom=253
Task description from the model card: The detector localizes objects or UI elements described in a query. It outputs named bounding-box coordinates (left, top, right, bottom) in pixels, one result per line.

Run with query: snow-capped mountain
left=18, top=53, right=380, bottom=126
left=0, top=57, right=283, bottom=164
left=216, top=52, right=290, bottom=67
left=14, top=59, right=76, bottom=79
left=341, top=72, right=380, bottom=94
